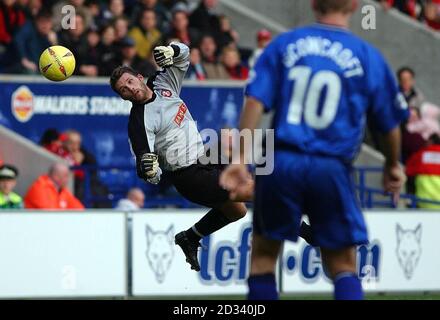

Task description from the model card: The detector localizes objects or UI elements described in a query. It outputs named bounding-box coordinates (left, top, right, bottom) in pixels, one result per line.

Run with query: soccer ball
left=39, top=46, right=76, bottom=81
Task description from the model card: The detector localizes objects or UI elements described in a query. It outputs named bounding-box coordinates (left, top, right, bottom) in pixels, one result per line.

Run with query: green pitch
left=141, top=292, right=440, bottom=300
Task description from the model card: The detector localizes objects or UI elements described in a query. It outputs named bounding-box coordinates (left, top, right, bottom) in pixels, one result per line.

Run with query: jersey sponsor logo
left=161, top=90, right=172, bottom=98
left=11, top=86, right=34, bottom=123
left=174, top=103, right=187, bottom=126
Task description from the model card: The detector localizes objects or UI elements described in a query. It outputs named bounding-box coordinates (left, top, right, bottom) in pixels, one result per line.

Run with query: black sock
left=185, top=208, right=233, bottom=242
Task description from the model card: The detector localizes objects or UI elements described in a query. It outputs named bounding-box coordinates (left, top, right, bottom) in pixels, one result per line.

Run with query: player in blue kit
left=220, top=0, right=409, bottom=300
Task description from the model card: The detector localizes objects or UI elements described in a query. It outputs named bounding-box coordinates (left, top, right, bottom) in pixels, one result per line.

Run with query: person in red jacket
left=424, top=0, right=440, bottom=30
left=0, top=0, right=26, bottom=45
left=406, top=134, right=440, bottom=208
left=24, top=162, right=84, bottom=210
left=221, top=46, right=248, bottom=80
left=380, top=0, right=419, bottom=18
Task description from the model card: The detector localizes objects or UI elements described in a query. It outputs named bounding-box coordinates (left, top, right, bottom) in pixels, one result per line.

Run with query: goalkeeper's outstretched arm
left=152, top=42, right=190, bottom=94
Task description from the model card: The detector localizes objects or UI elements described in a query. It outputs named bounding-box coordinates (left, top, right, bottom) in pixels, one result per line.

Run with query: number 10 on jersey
left=287, top=66, right=342, bottom=130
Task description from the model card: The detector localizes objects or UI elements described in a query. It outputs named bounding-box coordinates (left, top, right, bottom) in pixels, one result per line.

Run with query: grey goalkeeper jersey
left=128, top=42, right=205, bottom=180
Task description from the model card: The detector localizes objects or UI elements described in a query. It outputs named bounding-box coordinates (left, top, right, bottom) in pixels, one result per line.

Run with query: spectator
left=113, top=16, right=129, bottom=44
left=217, top=14, right=238, bottom=50
left=189, top=0, right=221, bottom=45
left=424, top=0, right=440, bottom=30
left=97, top=23, right=117, bottom=76
left=79, top=27, right=99, bottom=76
left=101, top=0, right=125, bottom=25
left=130, top=0, right=169, bottom=32
left=63, top=130, right=110, bottom=208
left=0, top=164, right=23, bottom=209
left=0, top=0, right=26, bottom=47
left=115, top=187, right=145, bottom=210
left=248, top=29, right=272, bottom=69
left=163, top=8, right=199, bottom=47
left=84, top=0, right=100, bottom=30
left=24, top=162, right=84, bottom=209
left=162, top=0, right=188, bottom=11
left=112, top=36, right=156, bottom=77
left=221, top=46, right=248, bottom=80
left=185, top=47, right=206, bottom=80
left=406, top=102, right=440, bottom=140
left=58, top=13, right=89, bottom=76
left=380, top=0, right=422, bottom=19
left=128, top=8, right=161, bottom=59
left=52, top=0, right=92, bottom=32
left=402, top=107, right=426, bottom=164
left=39, top=128, right=70, bottom=158
left=19, top=0, right=40, bottom=20
left=406, top=134, right=440, bottom=208
left=199, top=34, right=228, bottom=79
left=11, top=9, right=54, bottom=74
left=397, top=67, right=424, bottom=110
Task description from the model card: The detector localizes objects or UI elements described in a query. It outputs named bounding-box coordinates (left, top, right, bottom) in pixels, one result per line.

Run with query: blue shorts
left=253, top=150, right=368, bottom=249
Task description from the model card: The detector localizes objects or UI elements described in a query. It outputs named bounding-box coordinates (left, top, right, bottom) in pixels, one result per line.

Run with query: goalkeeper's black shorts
left=167, top=163, right=230, bottom=208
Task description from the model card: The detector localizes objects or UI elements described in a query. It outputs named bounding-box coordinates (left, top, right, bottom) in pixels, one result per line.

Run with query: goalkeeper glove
left=139, top=153, right=159, bottom=179
left=153, top=44, right=179, bottom=68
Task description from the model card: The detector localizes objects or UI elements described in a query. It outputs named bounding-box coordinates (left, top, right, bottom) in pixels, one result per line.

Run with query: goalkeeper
left=110, top=42, right=252, bottom=272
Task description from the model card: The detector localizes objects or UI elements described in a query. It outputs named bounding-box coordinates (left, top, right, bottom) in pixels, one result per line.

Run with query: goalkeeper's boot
left=175, top=231, right=202, bottom=272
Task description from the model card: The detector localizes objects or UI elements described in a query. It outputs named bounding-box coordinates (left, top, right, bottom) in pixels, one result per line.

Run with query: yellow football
left=39, top=45, right=76, bottom=81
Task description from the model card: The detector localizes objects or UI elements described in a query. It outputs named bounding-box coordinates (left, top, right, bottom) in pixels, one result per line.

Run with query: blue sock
left=333, top=272, right=364, bottom=300
left=247, top=273, right=278, bottom=300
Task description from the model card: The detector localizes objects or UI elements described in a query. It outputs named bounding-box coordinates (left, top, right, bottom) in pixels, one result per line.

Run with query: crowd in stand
left=0, top=0, right=270, bottom=79
left=377, top=0, right=440, bottom=30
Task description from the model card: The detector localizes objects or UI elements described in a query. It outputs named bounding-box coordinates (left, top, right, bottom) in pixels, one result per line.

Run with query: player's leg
left=172, top=164, right=248, bottom=271
left=248, top=151, right=306, bottom=299
left=178, top=201, right=246, bottom=248
left=247, top=233, right=282, bottom=300
left=304, top=156, right=367, bottom=300
left=320, top=246, right=362, bottom=300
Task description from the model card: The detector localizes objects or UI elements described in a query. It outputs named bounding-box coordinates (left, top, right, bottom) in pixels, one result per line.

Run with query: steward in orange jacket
left=24, top=163, right=84, bottom=210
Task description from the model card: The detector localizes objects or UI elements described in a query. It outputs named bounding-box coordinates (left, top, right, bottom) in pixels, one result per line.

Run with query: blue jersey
left=246, top=24, right=409, bottom=162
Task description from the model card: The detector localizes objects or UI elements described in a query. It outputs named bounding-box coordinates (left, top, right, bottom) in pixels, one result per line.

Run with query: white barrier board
left=131, top=210, right=253, bottom=296
left=0, top=212, right=127, bottom=298
left=282, top=211, right=440, bottom=293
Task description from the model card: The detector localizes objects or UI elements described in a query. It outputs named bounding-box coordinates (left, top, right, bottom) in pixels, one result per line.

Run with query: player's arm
left=381, top=126, right=406, bottom=200
left=220, top=97, right=264, bottom=201
left=237, top=97, right=265, bottom=161
left=367, top=49, right=409, bottom=203
left=128, top=119, right=162, bottom=185
left=153, top=42, right=190, bottom=94
left=130, top=144, right=162, bottom=185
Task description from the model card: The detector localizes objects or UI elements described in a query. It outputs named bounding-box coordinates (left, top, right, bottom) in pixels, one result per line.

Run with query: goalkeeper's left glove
left=153, top=44, right=179, bottom=68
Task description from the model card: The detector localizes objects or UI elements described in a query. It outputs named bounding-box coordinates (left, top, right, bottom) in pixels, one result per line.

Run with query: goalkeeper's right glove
left=139, top=153, right=159, bottom=179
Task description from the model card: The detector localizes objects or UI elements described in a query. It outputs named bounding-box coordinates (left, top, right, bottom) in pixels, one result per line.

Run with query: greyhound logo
left=396, top=224, right=422, bottom=280
left=145, top=225, right=175, bottom=283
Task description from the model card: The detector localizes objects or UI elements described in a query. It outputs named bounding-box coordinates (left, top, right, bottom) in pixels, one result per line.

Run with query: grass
left=133, top=292, right=440, bottom=300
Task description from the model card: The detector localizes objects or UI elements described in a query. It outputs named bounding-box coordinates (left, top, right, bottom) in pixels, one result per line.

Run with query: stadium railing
left=356, top=166, right=440, bottom=208
left=73, top=165, right=440, bottom=209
